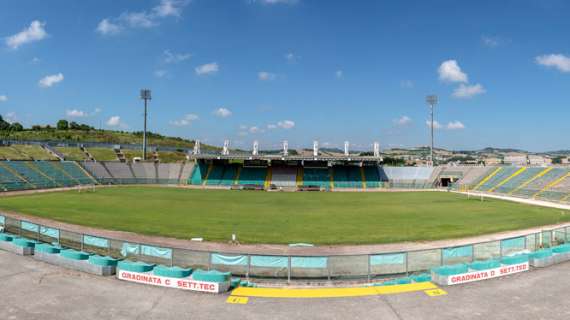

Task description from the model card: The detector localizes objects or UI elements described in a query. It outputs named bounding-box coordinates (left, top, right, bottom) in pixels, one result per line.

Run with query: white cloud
left=213, top=107, right=232, bottom=118
left=277, top=120, right=295, bottom=129
left=195, top=62, right=219, bottom=75
left=426, top=120, right=442, bottom=129
left=106, top=116, right=121, bottom=127
left=154, top=69, right=168, bottom=78
left=6, top=20, right=48, bottom=49
left=96, top=19, right=122, bottom=35
left=66, top=109, right=88, bottom=118
left=153, top=0, right=187, bottom=17
left=394, top=116, right=412, bottom=126
left=438, top=60, right=468, bottom=83
left=335, top=70, right=343, bottom=79
left=4, top=112, right=17, bottom=124
left=162, top=50, right=191, bottom=64
left=267, top=124, right=277, bottom=129
left=400, top=80, right=414, bottom=88
left=258, top=71, right=276, bottom=81
left=0, top=95, right=7, bottom=102
left=536, top=54, right=570, bottom=73
left=447, top=121, right=465, bottom=130
left=171, top=114, right=198, bottom=126
left=481, top=35, right=500, bottom=48
left=96, top=0, right=189, bottom=36
left=30, top=57, right=41, bottom=64
left=285, top=52, right=298, bottom=63
left=452, top=83, right=486, bottom=98
left=38, top=73, right=64, bottom=88
left=249, top=126, right=261, bottom=134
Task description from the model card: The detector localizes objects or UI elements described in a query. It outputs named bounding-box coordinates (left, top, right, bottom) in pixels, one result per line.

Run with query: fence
left=1, top=213, right=568, bottom=282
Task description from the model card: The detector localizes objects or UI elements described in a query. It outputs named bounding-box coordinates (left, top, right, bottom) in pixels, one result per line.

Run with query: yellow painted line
left=264, top=166, right=272, bottom=189
left=509, top=167, right=552, bottom=195
left=424, top=288, right=447, bottom=297
left=329, top=167, right=335, bottom=190
left=296, top=167, right=303, bottom=187
left=226, top=296, right=249, bottom=304
left=533, top=173, right=570, bottom=198
left=473, top=167, right=502, bottom=191
left=360, top=167, right=367, bottom=189
left=561, top=193, right=570, bottom=202
left=230, top=282, right=438, bottom=299
left=489, top=167, right=527, bottom=192
left=202, top=163, right=214, bottom=185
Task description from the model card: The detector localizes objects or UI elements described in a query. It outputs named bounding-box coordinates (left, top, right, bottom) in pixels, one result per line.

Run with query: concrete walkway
left=1, top=250, right=570, bottom=319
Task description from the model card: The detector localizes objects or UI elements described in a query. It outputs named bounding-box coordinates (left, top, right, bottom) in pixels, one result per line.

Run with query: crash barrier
left=1, top=213, right=570, bottom=281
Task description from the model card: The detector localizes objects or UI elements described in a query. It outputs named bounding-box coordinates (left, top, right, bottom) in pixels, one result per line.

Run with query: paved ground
left=1, top=250, right=570, bottom=320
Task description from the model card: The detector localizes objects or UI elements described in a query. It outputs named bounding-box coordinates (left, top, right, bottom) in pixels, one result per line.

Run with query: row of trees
left=0, top=115, right=96, bottom=132
left=55, top=120, right=94, bottom=131
left=0, top=116, right=24, bottom=131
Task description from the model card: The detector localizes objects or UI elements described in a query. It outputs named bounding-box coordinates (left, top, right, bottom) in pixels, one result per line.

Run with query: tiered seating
left=5, top=162, right=58, bottom=189
left=103, top=162, right=136, bottom=184
left=474, top=167, right=519, bottom=191
left=82, top=162, right=114, bottom=183
left=0, top=163, right=33, bottom=191
left=34, top=162, right=74, bottom=187
left=58, top=162, right=95, bottom=184
left=302, top=168, right=330, bottom=189
left=270, top=166, right=297, bottom=188
left=333, top=166, right=363, bottom=188
left=205, top=164, right=225, bottom=185
left=238, top=167, right=267, bottom=186
left=363, top=166, right=382, bottom=188
left=492, top=167, right=543, bottom=194
left=219, top=165, right=238, bottom=186
left=512, top=168, right=567, bottom=198
left=178, top=162, right=194, bottom=184
left=190, top=162, right=208, bottom=185
left=535, top=171, right=570, bottom=202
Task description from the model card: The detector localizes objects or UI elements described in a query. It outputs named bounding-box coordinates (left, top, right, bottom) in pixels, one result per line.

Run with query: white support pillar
left=373, top=142, right=380, bottom=158
left=313, top=141, right=319, bottom=157
left=222, top=140, right=230, bottom=155
left=283, top=140, right=289, bottom=156
left=344, top=141, right=350, bottom=156
left=193, top=140, right=201, bottom=155
left=252, top=140, right=259, bottom=156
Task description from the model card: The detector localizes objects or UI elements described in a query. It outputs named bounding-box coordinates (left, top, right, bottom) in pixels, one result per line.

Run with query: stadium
left=3, top=1, right=570, bottom=318
left=1, top=140, right=570, bottom=280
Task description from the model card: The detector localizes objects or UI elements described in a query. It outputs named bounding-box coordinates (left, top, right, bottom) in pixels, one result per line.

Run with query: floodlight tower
left=140, top=89, right=152, bottom=161
left=426, top=95, right=438, bottom=167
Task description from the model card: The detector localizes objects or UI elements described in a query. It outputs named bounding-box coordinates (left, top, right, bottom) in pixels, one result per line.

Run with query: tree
left=69, top=121, right=80, bottom=130
left=10, top=123, right=23, bottom=131
left=57, top=119, right=69, bottom=130
left=0, top=115, right=10, bottom=131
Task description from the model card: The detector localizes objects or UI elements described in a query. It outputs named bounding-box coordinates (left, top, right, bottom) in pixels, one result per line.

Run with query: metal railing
left=1, top=214, right=568, bottom=282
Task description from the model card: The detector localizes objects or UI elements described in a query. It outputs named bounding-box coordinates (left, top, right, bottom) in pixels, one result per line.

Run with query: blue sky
left=1, top=0, right=570, bottom=152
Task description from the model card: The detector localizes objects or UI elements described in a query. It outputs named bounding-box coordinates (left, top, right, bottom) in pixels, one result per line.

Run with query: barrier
left=1, top=212, right=569, bottom=281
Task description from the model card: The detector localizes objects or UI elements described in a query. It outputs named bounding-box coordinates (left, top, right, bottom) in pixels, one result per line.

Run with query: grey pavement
left=1, top=249, right=569, bottom=319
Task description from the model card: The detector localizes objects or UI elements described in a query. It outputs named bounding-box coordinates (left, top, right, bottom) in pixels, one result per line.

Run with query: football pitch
left=0, top=186, right=568, bottom=245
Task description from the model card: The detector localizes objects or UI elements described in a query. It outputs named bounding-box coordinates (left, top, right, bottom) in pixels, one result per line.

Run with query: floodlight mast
left=140, top=89, right=152, bottom=161
left=426, top=95, right=438, bottom=167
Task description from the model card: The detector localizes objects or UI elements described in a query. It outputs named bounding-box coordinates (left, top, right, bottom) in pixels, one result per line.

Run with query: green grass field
left=0, top=187, right=568, bottom=245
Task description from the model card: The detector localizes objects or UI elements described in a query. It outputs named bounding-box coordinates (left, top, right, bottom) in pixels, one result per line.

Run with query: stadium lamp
left=426, top=95, right=438, bottom=167
left=140, top=89, right=152, bottom=161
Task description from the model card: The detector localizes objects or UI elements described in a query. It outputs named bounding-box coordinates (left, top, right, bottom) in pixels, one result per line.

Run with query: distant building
left=503, top=154, right=527, bottom=166
left=484, top=157, right=502, bottom=166
left=528, top=155, right=551, bottom=166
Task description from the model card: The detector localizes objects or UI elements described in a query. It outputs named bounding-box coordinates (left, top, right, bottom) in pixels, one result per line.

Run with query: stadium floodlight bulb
left=140, top=89, right=152, bottom=100
left=426, top=95, right=437, bottom=106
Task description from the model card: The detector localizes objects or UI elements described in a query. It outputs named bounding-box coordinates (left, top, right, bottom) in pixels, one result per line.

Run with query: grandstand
left=0, top=141, right=568, bottom=205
